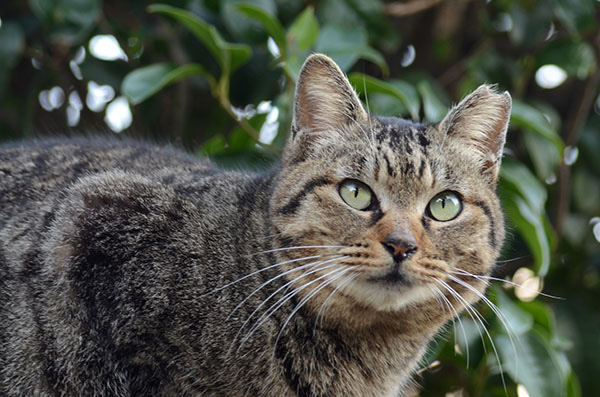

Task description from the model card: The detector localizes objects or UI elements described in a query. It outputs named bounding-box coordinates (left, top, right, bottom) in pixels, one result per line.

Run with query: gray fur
left=0, top=55, right=511, bottom=396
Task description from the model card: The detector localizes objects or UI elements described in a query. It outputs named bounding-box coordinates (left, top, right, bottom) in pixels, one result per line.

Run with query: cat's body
left=0, top=55, right=511, bottom=396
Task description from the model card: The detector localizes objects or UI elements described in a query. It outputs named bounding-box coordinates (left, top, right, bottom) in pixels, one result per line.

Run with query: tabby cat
left=0, top=54, right=511, bottom=396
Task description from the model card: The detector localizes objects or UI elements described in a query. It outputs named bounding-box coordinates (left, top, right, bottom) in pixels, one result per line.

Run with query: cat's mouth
left=366, top=264, right=409, bottom=285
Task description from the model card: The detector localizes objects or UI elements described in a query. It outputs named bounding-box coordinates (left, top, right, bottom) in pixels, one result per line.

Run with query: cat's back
left=0, top=137, right=215, bottom=221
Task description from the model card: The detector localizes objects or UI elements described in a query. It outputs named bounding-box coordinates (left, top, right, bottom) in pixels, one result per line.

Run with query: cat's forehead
left=361, top=116, right=473, bottom=196
left=372, top=116, right=431, bottom=154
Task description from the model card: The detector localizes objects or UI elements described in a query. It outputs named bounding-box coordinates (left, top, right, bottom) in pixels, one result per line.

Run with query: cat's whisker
left=229, top=257, right=349, bottom=353
left=225, top=256, right=347, bottom=321
left=435, top=279, right=507, bottom=393
left=495, top=255, right=529, bottom=264
left=428, top=284, right=470, bottom=368
left=314, top=272, right=360, bottom=331
left=448, top=274, right=521, bottom=377
left=240, top=265, right=350, bottom=347
left=237, top=262, right=351, bottom=352
left=452, top=268, right=564, bottom=300
left=273, top=267, right=355, bottom=352
left=245, top=245, right=348, bottom=257
left=199, top=254, right=335, bottom=297
left=428, top=284, right=457, bottom=343
left=436, top=279, right=489, bottom=354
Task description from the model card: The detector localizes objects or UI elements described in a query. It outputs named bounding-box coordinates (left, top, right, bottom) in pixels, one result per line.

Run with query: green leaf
left=148, top=4, right=251, bottom=74
left=235, top=4, right=286, bottom=57
left=537, top=40, right=596, bottom=80
left=511, top=100, right=564, bottom=152
left=122, top=63, right=214, bottom=105
left=501, top=192, right=552, bottom=277
left=567, top=371, right=582, bottom=397
left=287, top=6, right=319, bottom=51
left=501, top=160, right=547, bottom=214
left=229, top=112, right=267, bottom=150
left=500, top=159, right=553, bottom=275
left=497, top=330, right=570, bottom=397
left=314, top=24, right=388, bottom=75
left=454, top=317, right=484, bottom=356
left=523, top=130, right=560, bottom=183
left=348, top=73, right=419, bottom=121
left=517, top=300, right=555, bottom=335
left=221, top=0, right=276, bottom=44
left=492, top=286, right=534, bottom=336
left=198, top=134, right=227, bottom=156
left=417, top=80, right=448, bottom=122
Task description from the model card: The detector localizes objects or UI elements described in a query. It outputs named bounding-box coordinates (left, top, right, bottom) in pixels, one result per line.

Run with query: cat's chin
left=344, top=278, right=438, bottom=312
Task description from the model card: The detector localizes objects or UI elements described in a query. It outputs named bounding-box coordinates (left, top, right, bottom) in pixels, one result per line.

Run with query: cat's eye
left=339, top=179, right=373, bottom=210
left=427, top=191, right=463, bottom=222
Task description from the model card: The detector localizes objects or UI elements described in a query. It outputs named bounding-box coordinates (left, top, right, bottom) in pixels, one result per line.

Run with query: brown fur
left=0, top=54, right=510, bottom=396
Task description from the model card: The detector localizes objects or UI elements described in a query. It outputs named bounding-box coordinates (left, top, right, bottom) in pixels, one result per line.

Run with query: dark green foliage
left=1, top=0, right=599, bottom=395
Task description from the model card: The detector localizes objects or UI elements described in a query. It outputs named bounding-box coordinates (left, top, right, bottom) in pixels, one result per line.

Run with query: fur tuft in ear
left=439, top=85, right=511, bottom=182
left=291, top=54, right=368, bottom=141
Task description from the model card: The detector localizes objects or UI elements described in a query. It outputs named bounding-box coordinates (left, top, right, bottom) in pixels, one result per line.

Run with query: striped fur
left=0, top=55, right=510, bottom=396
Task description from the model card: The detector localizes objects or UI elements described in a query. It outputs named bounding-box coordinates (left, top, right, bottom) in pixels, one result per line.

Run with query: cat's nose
left=381, top=231, right=418, bottom=260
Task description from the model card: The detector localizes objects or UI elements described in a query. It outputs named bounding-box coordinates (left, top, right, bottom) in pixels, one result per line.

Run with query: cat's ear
left=439, top=85, right=511, bottom=183
left=287, top=54, right=368, bottom=158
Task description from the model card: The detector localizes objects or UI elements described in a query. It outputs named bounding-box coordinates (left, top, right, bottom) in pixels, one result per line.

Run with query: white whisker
left=314, top=272, right=359, bottom=331
left=274, top=267, right=354, bottom=351
left=200, top=254, right=330, bottom=297
left=245, top=245, right=347, bottom=257
left=237, top=263, right=350, bottom=352
left=435, top=279, right=507, bottom=393
left=495, top=255, right=529, bottom=264
left=429, top=284, right=470, bottom=368
left=453, top=268, right=564, bottom=300
left=231, top=256, right=349, bottom=352
left=225, top=256, right=345, bottom=321
left=448, top=274, right=521, bottom=379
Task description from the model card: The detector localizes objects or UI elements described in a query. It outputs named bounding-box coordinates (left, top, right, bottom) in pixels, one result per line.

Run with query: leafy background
left=1, top=0, right=599, bottom=396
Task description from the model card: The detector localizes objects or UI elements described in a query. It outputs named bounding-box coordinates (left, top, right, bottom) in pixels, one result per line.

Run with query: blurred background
left=1, top=0, right=599, bottom=396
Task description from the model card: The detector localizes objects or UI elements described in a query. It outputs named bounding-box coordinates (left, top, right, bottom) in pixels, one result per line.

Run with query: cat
left=0, top=54, right=511, bottom=396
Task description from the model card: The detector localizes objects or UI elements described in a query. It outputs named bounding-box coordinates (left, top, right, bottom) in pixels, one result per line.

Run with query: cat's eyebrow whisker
left=435, top=279, right=508, bottom=393
left=225, top=256, right=346, bottom=321
left=452, top=268, right=565, bottom=300
left=237, top=262, right=351, bottom=352
left=230, top=257, right=350, bottom=353
left=199, top=254, right=329, bottom=297
left=273, top=267, right=355, bottom=352
left=245, top=245, right=348, bottom=257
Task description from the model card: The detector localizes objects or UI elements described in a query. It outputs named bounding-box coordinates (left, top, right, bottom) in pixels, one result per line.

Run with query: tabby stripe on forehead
left=277, top=177, right=330, bottom=215
left=473, top=201, right=497, bottom=249
left=418, top=158, right=426, bottom=179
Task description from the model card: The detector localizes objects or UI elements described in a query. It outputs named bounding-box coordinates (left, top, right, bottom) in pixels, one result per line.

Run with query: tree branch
left=552, top=31, right=600, bottom=236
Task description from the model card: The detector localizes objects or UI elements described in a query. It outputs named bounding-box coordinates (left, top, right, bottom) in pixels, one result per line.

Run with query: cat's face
left=270, top=55, right=510, bottom=320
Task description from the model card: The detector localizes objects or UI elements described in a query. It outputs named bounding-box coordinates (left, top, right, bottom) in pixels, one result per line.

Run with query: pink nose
left=381, top=231, right=418, bottom=259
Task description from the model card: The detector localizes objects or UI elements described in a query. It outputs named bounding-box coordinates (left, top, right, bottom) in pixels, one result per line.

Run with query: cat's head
left=269, top=54, right=510, bottom=322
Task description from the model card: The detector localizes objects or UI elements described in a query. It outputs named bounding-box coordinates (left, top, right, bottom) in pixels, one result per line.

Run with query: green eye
left=339, top=180, right=373, bottom=210
left=427, top=191, right=462, bottom=221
